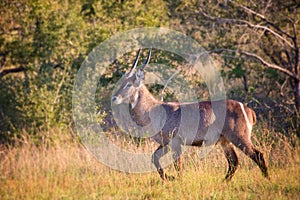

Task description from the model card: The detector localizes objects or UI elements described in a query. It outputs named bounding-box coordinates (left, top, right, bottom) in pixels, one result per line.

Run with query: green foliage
left=0, top=0, right=169, bottom=143
left=0, top=0, right=299, bottom=143
left=167, top=0, right=299, bottom=135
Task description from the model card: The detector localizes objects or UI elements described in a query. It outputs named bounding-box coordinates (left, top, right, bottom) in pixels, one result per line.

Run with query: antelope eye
left=123, top=82, right=132, bottom=89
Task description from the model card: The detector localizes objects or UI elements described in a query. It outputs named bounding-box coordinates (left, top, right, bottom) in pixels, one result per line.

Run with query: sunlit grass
left=0, top=129, right=299, bottom=199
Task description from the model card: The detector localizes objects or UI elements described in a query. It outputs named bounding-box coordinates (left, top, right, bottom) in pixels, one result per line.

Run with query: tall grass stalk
left=0, top=128, right=299, bottom=199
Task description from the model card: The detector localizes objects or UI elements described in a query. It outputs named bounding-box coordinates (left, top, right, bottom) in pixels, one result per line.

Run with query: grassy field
left=0, top=130, right=299, bottom=200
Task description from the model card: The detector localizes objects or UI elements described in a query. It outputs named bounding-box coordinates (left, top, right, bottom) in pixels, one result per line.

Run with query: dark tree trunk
left=295, top=79, right=300, bottom=114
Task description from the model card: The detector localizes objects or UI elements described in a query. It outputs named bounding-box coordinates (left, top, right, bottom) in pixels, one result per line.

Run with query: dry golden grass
left=0, top=128, right=299, bottom=200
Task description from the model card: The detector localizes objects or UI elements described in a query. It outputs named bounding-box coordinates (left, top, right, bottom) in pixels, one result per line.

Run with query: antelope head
left=112, top=48, right=151, bottom=108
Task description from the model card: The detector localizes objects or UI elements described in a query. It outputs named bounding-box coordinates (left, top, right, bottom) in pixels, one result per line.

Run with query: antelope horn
left=141, top=48, right=152, bottom=71
left=127, top=48, right=141, bottom=77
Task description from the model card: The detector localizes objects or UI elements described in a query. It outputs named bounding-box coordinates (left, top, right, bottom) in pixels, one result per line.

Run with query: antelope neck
left=131, top=85, right=162, bottom=126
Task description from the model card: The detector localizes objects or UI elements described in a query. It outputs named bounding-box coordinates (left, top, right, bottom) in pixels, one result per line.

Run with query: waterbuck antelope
left=112, top=48, right=269, bottom=181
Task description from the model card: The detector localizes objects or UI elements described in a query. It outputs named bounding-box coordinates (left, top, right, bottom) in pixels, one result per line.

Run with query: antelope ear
left=134, top=69, right=145, bottom=85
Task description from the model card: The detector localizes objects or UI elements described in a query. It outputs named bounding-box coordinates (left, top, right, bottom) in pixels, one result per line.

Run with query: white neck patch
left=131, top=92, right=139, bottom=109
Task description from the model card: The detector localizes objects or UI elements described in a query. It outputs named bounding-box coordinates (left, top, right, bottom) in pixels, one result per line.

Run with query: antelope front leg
left=152, top=145, right=171, bottom=180
left=173, top=155, right=183, bottom=177
left=171, top=138, right=183, bottom=177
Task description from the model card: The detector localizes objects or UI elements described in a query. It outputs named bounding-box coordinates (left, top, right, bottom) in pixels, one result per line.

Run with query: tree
left=204, top=1, right=299, bottom=112
left=167, top=0, right=299, bottom=133
left=0, top=0, right=170, bottom=142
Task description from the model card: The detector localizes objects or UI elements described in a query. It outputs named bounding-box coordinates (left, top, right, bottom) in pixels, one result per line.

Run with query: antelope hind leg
left=220, top=136, right=239, bottom=181
left=225, top=134, right=269, bottom=180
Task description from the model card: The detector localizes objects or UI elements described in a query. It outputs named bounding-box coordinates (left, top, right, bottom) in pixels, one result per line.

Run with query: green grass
left=0, top=130, right=299, bottom=200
